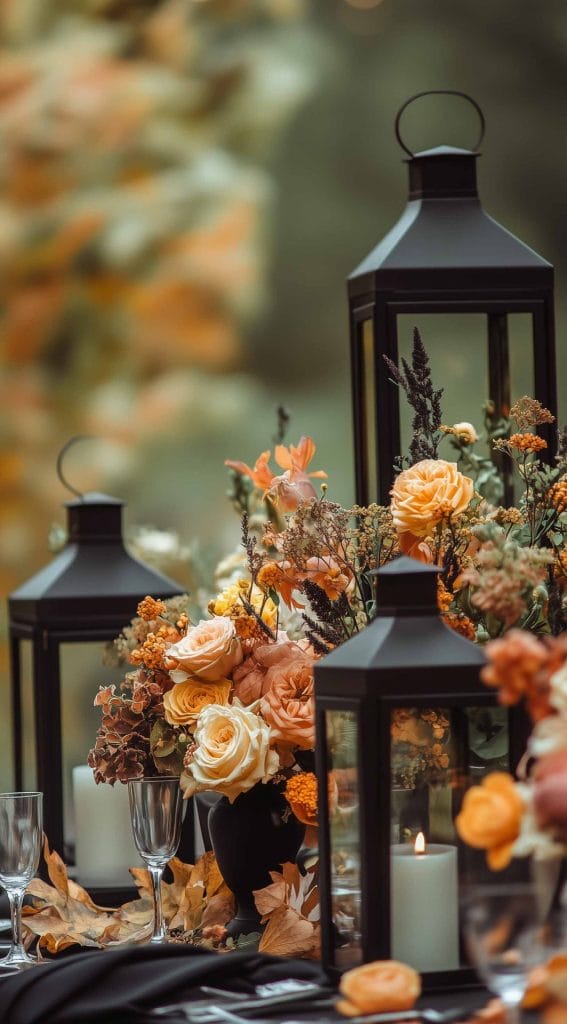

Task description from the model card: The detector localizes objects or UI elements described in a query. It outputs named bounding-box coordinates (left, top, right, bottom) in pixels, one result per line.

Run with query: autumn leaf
left=259, top=906, right=315, bottom=958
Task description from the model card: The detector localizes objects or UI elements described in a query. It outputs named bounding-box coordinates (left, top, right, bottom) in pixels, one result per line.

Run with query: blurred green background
left=1, top=0, right=566, bottom=835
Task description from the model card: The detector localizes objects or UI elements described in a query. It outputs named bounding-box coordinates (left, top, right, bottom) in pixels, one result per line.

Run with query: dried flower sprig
left=383, top=326, right=444, bottom=466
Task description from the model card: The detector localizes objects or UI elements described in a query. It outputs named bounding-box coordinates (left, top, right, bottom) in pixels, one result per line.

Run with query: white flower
left=549, top=664, right=567, bottom=715
left=452, top=422, right=478, bottom=445
left=180, top=702, right=280, bottom=803
left=527, top=715, right=567, bottom=759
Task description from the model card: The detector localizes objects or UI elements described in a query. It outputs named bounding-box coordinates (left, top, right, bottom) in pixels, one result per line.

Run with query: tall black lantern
left=9, top=489, right=183, bottom=862
left=315, top=556, right=526, bottom=987
left=349, top=90, right=557, bottom=506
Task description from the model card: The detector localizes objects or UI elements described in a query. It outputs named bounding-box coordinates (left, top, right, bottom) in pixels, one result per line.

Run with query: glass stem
left=503, top=1001, right=521, bottom=1024
left=8, top=889, right=25, bottom=957
left=149, top=866, right=165, bottom=942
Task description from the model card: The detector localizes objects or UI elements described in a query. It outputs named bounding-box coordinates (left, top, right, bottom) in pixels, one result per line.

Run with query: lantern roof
left=9, top=491, right=182, bottom=630
left=315, top=555, right=486, bottom=691
left=349, top=143, right=552, bottom=296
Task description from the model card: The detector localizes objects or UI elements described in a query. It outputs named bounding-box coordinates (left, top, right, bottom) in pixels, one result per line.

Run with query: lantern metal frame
left=349, top=91, right=557, bottom=507
left=314, top=556, right=528, bottom=989
left=8, top=489, right=193, bottom=888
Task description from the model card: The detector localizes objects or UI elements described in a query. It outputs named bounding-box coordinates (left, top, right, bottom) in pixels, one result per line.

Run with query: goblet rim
left=127, top=776, right=180, bottom=784
left=0, top=791, right=43, bottom=799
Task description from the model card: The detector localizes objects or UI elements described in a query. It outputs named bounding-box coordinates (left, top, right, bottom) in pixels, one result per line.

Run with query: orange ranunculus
left=390, top=459, right=474, bottom=537
left=455, top=773, right=524, bottom=870
left=337, top=960, right=421, bottom=1017
left=232, top=636, right=309, bottom=705
left=163, top=677, right=232, bottom=727
left=260, top=652, right=315, bottom=749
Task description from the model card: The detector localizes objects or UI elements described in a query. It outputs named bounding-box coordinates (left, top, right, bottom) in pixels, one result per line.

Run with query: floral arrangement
left=456, top=629, right=567, bottom=869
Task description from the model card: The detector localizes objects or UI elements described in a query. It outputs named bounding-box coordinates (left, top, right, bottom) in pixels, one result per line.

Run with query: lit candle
left=391, top=832, right=459, bottom=971
left=72, top=765, right=142, bottom=887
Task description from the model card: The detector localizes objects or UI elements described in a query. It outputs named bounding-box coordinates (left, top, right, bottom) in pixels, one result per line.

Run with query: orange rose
left=455, top=773, right=524, bottom=870
left=260, top=652, right=315, bottom=749
left=233, top=637, right=308, bottom=705
left=390, top=459, right=474, bottom=537
left=163, top=678, right=232, bottom=727
left=165, top=616, right=242, bottom=683
left=337, top=960, right=421, bottom=1017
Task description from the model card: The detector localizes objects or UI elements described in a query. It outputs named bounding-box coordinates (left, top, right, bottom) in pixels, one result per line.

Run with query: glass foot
left=0, top=946, right=37, bottom=972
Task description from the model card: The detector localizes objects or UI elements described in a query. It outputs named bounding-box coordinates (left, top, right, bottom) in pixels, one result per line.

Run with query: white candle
left=391, top=834, right=459, bottom=972
left=72, top=765, right=143, bottom=886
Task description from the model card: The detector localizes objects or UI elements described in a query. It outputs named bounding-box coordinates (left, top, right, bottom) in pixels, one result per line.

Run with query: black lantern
left=349, top=90, right=557, bottom=507
left=314, top=556, right=526, bottom=987
left=8, top=481, right=185, bottom=869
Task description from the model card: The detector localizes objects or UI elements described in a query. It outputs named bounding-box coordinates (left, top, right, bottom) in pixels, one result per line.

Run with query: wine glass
left=462, top=883, right=553, bottom=1024
left=128, top=777, right=183, bottom=943
left=0, top=792, right=43, bottom=972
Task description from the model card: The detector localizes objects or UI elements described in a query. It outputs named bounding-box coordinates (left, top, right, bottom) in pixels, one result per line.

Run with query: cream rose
left=163, top=677, right=232, bottom=727
left=390, top=459, right=474, bottom=537
left=165, top=616, right=242, bottom=683
left=180, top=703, right=280, bottom=803
left=452, top=422, right=478, bottom=445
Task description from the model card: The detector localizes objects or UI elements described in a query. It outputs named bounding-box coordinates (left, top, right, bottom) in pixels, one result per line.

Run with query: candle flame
left=414, top=831, right=426, bottom=855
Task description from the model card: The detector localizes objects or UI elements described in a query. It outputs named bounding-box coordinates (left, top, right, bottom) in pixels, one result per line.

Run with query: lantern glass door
left=60, top=642, right=124, bottom=860
left=18, top=639, right=37, bottom=791
left=325, top=708, right=363, bottom=969
left=390, top=703, right=513, bottom=975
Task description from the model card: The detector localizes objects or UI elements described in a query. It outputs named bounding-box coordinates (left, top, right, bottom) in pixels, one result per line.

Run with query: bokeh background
left=2, top=0, right=567, bottom=826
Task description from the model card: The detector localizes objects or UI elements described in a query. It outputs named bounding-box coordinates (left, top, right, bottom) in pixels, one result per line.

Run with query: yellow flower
left=209, top=579, right=277, bottom=631
left=390, top=459, right=474, bottom=537
left=163, top=678, right=232, bottom=727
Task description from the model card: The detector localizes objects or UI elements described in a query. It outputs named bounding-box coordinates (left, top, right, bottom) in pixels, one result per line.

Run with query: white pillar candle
left=72, top=765, right=143, bottom=886
left=391, top=835, right=459, bottom=972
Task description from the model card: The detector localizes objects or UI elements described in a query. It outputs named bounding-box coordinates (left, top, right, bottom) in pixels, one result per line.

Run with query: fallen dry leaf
left=259, top=905, right=316, bottom=957
left=253, top=860, right=320, bottom=959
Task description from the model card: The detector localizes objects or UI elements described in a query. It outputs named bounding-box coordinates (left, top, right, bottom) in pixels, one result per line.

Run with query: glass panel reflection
left=361, top=320, right=378, bottom=504
left=390, top=705, right=512, bottom=971
left=325, top=708, right=362, bottom=968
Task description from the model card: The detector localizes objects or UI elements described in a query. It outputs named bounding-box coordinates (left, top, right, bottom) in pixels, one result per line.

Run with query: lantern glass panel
left=360, top=318, right=378, bottom=503
left=325, top=708, right=363, bottom=969
left=390, top=704, right=512, bottom=974
left=60, top=642, right=124, bottom=858
left=508, top=314, right=535, bottom=408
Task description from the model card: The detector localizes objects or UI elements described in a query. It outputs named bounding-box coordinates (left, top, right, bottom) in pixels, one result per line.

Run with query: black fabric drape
left=0, top=946, right=329, bottom=1024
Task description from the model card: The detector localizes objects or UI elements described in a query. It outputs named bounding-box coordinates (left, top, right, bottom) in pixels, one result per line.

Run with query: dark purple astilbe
left=383, top=327, right=443, bottom=467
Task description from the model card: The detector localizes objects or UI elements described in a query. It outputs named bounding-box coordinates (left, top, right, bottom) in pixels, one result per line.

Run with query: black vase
left=208, top=782, right=305, bottom=938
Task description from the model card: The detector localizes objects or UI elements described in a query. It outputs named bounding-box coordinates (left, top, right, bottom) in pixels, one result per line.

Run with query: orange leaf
left=258, top=906, right=316, bottom=958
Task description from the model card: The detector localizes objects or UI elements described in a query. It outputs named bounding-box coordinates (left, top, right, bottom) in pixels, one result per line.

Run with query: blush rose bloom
left=390, top=459, right=474, bottom=538
left=233, top=635, right=310, bottom=705
left=455, top=772, right=524, bottom=870
left=338, top=960, right=421, bottom=1017
left=163, top=678, right=232, bottom=727
left=180, top=703, right=280, bottom=803
left=260, top=652, right=315, bottom=750
left=165, top=616, right=242, bottom=684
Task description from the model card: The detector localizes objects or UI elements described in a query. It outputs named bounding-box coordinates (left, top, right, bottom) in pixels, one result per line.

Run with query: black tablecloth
left=0, top=946, right=329, bottom=1024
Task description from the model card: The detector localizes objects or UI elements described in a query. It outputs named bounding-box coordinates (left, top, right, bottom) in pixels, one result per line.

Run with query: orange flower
left=226, top=436, right=327, bottom=512
left=284, top=771, right=338, bottom=826
left=303, top=556, right=352, bottom=601
left=509, top=433, right=547, bottom=454
left=260, top=652, right=315, bottom=749
left=390, top=459, right=474, bottom=538
left=163, top=677, right=232, bottom=727
left=137, top=596, right=167, bottom=621
left=337, top=960, right=421, bottom=1017
left=455, top=773, right=524, bottom=870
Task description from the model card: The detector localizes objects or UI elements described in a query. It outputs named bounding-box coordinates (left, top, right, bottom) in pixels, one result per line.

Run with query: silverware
left=331, top=1008, right=470, bottom=1024
left=153, top=980, right=333, bottom=1021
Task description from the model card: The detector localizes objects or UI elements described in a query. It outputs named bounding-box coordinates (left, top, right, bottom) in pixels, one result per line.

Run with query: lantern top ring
left=395, top=90, right=486, bottom=157
left=56, top=434, right=94, bottom=501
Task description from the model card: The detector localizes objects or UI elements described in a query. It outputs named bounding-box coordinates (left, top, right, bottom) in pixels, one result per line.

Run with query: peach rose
left=180, top=702, right=280, bottom=803
left=165, top=616, right=242, bottom=683
left=534, top=751, right=567, bottom=839
left=163, top=677, right=232, bottom=727
left=390, top=459, right=474, bottom=537
left=455, top=772, right=524, bottom=870
left=233, top=636, right=309, bottom=705
left=260, top=652, right=315, bottom=750
left=337, top=960, right=421, bottom=1017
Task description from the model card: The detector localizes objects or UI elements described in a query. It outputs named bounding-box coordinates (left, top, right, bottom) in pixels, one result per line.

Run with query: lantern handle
left=56, top=435, right=94, bottom=500
left=395, top=90, right=486, bottom=158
